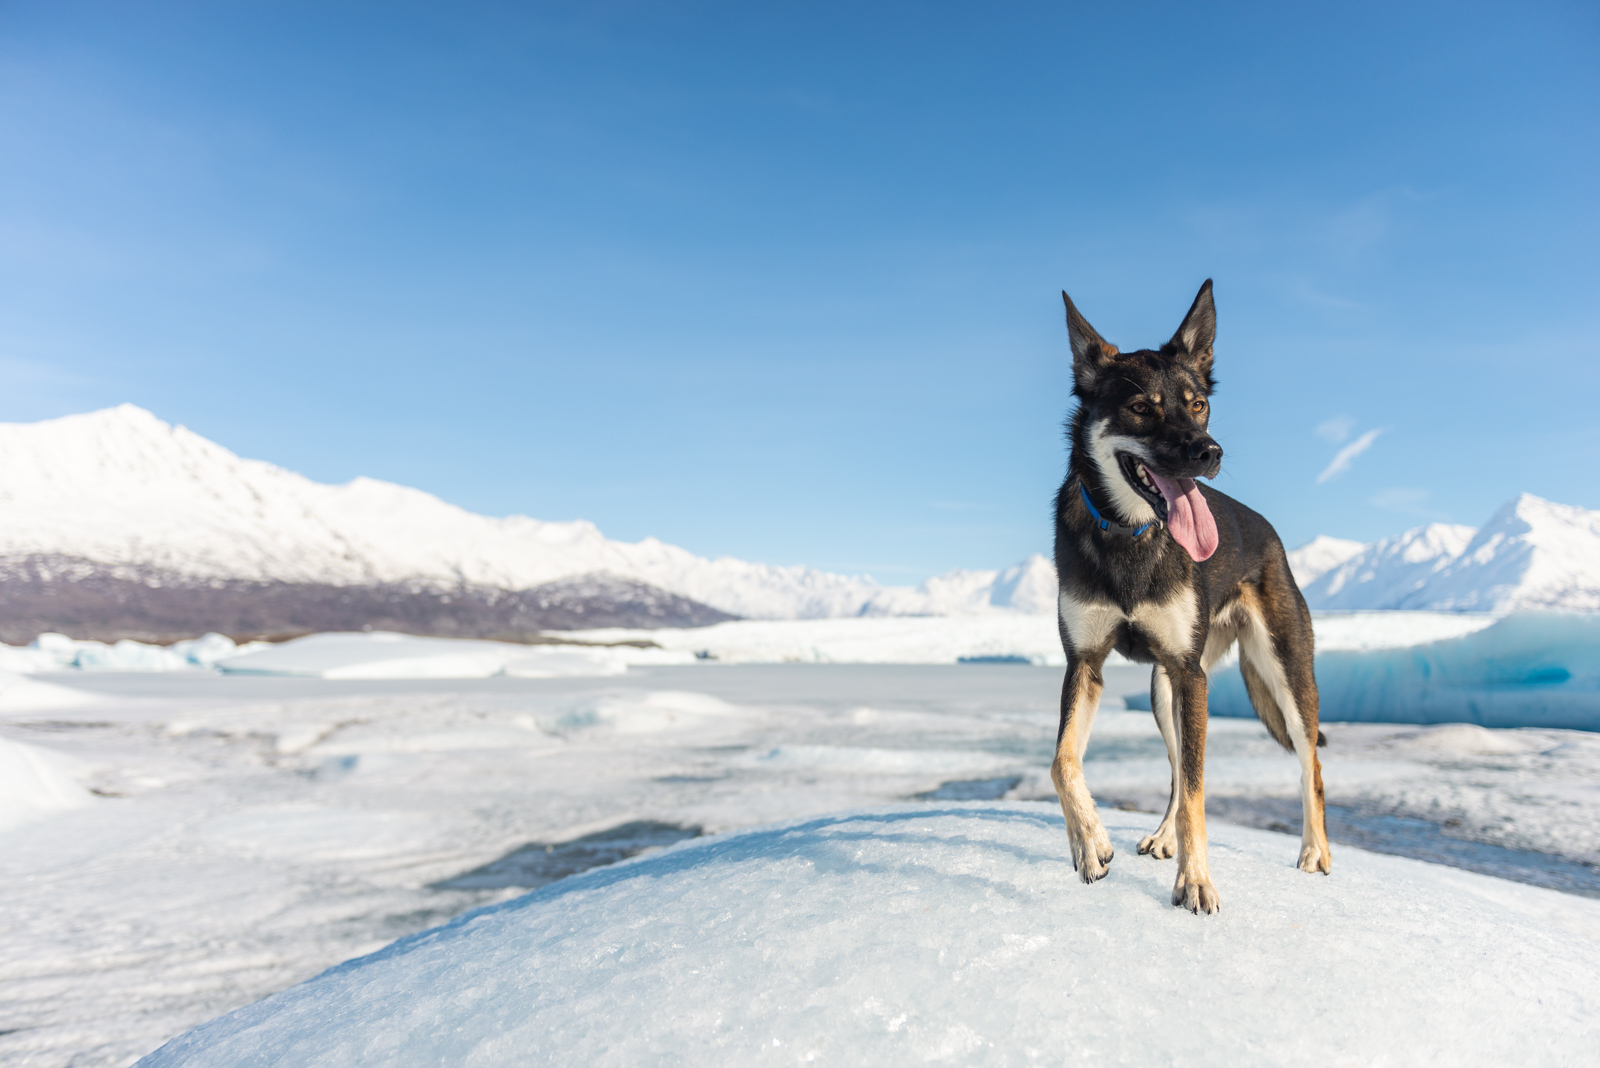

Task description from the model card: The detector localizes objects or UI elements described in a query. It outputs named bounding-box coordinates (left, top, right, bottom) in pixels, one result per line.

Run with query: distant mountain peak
left=0, top=407, right=1052, bottom=623
left=1286, top=535, right=1366, bottom=588
left=1297, top=495, right=1600, bottom=615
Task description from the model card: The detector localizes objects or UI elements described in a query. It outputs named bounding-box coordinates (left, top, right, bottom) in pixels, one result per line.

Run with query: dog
left=1050, top=279, right=1330, bottom=915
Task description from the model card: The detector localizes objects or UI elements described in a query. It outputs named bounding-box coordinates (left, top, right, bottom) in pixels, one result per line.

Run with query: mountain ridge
left=0, top=406, right=1054, bottom=625
left=1295, top=494, right=1600, bottom=614
left=2, top=407, right=1596, bottom=639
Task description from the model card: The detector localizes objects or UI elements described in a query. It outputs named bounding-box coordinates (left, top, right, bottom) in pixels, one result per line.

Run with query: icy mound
left=0, top=672, right=102, bottom=714
left=1209, top=612, right=1600, bottom=730
left=140, top=804, right=1600, bottom=1066
left=0, top=735, right=91, bottom=830
left=216, top=632, right=694, bottom=679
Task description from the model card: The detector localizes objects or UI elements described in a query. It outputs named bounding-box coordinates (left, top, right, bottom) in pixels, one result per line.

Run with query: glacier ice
left=0, top=631, right=259, bottom=673
left=215, top=631, right=690, bottom=679
left=1204, top=612, right=1600, bottom=730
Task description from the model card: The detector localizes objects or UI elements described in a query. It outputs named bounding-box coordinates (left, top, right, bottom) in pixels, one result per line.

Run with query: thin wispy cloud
left=1316, top=427, right=1383, bottom=484
left=1315, top=415, right=1354, bottom=444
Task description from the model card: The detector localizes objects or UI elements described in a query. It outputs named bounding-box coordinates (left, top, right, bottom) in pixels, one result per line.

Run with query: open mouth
left=1118, top=453, right=1169, bottom=519
left=1112, top=451, right=1221, bottom=563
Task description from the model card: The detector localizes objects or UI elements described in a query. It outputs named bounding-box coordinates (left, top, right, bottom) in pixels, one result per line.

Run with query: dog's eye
left=1130, top=402, right=1150, bottom=415
left=1191, top=399, right=1207, bottom=414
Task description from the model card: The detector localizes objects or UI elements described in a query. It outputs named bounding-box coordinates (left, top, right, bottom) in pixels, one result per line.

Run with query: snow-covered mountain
left=4, top=407, right=1593, bottom=638
left=1298, top=523, right=1478, bottom=610
left=1298, top=495, right=1600, bottom=614
left=0, top=406, right=1051, bottom=625
left=1285, top=535, right=1366, bottom=588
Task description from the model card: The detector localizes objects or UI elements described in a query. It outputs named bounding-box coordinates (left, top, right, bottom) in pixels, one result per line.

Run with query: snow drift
left=138, top=804, right=1600, bottom=1067
left=0, top=733, right=92, bottom=830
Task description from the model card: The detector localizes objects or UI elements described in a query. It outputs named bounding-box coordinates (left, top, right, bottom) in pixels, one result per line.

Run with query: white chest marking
left=1058, top=587, right=1199, bottom=659
left=1130, top=587, right=1200, bottom=658
left=1058, top=592, right=1123, bottom=654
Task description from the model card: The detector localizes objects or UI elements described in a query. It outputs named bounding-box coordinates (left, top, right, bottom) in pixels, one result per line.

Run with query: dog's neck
left=1076, top=478, right=1158, bottom=538
left=1067, top=453, right=1157, bottom=538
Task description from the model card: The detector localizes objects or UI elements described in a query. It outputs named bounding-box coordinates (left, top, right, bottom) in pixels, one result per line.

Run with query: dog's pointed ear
left=1063, top=290, right=1118, bottom=393
left=1167, top=279, right=1216, bottom=383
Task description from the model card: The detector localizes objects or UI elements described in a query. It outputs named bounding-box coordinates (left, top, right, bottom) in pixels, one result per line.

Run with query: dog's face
left=1063, top=281, right=1223, bottom=528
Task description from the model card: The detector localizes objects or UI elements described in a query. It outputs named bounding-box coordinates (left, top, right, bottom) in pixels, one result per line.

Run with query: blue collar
left=1079, top=481, right=1157, bottom=538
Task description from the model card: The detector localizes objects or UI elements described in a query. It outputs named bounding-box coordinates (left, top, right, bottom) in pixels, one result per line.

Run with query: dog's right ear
left=1063, top=290, right=1118, bottom=393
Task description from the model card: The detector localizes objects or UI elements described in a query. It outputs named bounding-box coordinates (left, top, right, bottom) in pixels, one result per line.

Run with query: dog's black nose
left=1188, top=437, right=1223, bottom=469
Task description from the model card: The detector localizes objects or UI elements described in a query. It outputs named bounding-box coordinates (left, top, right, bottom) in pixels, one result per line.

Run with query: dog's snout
left=1188, top=437, right=1223, bottom=472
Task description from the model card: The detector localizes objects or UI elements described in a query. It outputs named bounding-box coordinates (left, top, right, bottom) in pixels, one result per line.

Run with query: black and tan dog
left=1051, top=280, right=1330, bottom=915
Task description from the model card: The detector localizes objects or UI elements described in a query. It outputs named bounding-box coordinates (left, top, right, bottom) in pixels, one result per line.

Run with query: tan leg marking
left=1171, top=669, right=1219, bottom=913
left=1051, top=662, right=1113, bottom=883
left=1172, top=789, right=1220, bottom=913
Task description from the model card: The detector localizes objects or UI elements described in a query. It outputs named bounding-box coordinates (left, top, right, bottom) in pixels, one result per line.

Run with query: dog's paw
left=1071, top=827, right=1114, bottom=883
left=1298, top=841, right=1332, bottom=874
left=1171, top=869, right=1221, bottom=914
left=1137, top=826, right=1175, bottom=859
left=1094, top=825, right=1114, bottom=867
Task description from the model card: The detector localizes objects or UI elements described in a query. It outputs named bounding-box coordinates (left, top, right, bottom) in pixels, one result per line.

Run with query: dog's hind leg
left=1050, top=654, right=1114, bottom=883
left=1237, top=587, right=1331, bottom=874
left=1137, top=665, right=1179, bottom=860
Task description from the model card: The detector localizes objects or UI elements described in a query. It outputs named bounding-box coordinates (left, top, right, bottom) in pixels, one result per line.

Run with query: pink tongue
left=1149, top=472, right=1219, bottom=562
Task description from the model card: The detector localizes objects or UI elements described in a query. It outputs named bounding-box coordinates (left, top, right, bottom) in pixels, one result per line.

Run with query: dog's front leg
left=1051, top=654, right=1113, bottom=882
left=1170, top=662, right=1220, bottom=914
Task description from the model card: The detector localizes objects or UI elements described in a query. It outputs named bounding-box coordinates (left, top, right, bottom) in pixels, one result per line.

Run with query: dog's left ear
left=1166, top=279, right=1216, bottom=384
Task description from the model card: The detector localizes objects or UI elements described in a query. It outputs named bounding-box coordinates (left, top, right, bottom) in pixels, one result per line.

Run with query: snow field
left=140, top=804, right=1600, bottom=1067
left=5, top=664, right=1600, bottom=1065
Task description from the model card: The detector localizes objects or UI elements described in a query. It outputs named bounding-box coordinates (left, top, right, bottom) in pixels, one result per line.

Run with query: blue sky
left=2, top=2, right=1596, bottom=581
